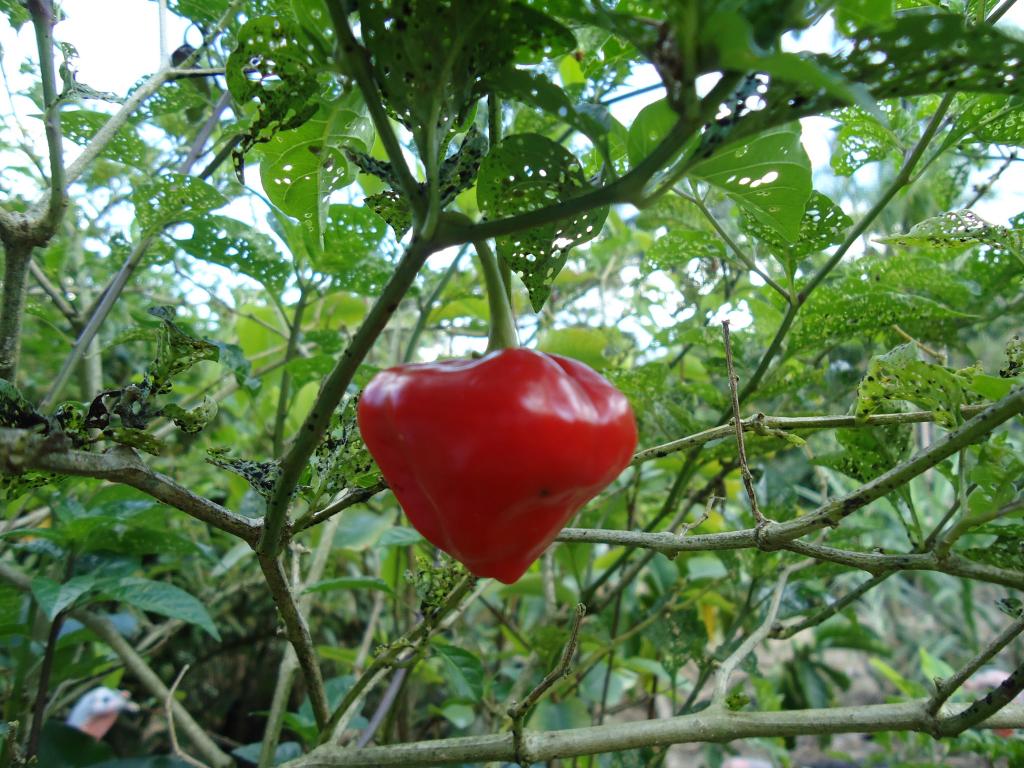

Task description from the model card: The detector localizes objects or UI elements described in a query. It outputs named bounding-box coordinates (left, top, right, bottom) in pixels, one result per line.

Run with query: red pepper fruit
left=357, top=348, right=637, bottom=583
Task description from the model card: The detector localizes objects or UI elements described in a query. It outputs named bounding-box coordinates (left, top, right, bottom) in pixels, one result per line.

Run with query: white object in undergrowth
left=66, top=686, right=140, bottom=740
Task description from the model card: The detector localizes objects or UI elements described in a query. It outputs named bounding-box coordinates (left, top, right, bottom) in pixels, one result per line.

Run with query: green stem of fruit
left=475, top=237, right=519, bottom=352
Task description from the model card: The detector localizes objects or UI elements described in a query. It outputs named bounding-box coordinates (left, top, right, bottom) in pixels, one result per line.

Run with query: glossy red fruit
left=357, top=348, right=637, bottom=583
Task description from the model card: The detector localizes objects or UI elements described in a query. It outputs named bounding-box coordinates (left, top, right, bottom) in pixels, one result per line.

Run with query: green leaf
left=740, top=190, right=852, bottom=277
left=432, top=641, right=484, bottom=702
left=485, top=67, right=609, bottom=152
left=627, top=98, right=678, bottom=167
left=31, top=574, right=96, bottom=620
left=315, top=205, right=390, bottom=294
left=174, top=215, right=290, bottom=293
left=358, top=1, right=572, bottom=145
left=61, top=109, right=148, bottom=166
left=477, top=133, right=608, bottom=310
left=133, top=173, right=227, bottom=235
left=0, top=0, right=31, bottom=29
left=690, top=124, right=812, bottom=243
left=364, top=190, right=412, bottom=238
left=161, top=397, right=218, bottom=434
left=538, top=326, right=626, bottom=370
left=206, top=450, right=281, bottom=500
left=100, top=577, right=220, bottom=640
left=877, top=210, right=1024, bottom=265
left=528, top=698, right=591, bottom=730
left=830, top=105, right=900, bottom=176
left=302, top=577, right=393, bottom=595
left=856, top=344, right=966, bottom=428
left=645, top=229, right=725, bottom=272
left=310, top=395, right=380, bottom=500
left=145, top=307, right=220, bottom=394
left=260, top=105, right=373, bottom=243
left=103, top=427, right=164, bottom=456
left=376, top=527, right=424, bottom=548
left=333, top=510, right=392, bottom=551
left=696, top=14, right=1024, bottom=158
left=226, top=14, right=320, bottom=176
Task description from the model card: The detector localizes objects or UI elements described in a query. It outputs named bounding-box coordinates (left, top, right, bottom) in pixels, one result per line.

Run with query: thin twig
left=770, top=571, right=894, bottom=639
left=712, top=564, right=801, bottom=706
left=722, top=320, right=765, bottom=525
left=166, top=666, right=210, bottom=768
left=507, top=604, right=586, bottom=766
left=632, top=404, right=988, bottom=465
left=321, top=574, right=478, bottom=743
left=0, top=429, right=260, bottom=542
left=928, top=609, right=1024, bottom=714
left=681, top=186, right=790, bottom=301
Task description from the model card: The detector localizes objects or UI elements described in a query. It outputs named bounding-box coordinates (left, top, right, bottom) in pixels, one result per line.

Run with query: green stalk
left=474, top=238, right=518, bottom=352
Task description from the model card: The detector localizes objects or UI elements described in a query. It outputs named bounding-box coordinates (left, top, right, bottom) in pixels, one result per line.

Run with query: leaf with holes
left=740, top=190, right=852, bottom=277
left=477, top=133, right=608, bottom=311
left=694, top=14, right=1024, bottom=159
left=173, top=215, right=290, bottom=293
left=438, top=126, right=489, bottom=207
left=315, top=204, right=390, bottom=294
left=132, top=173, right=226, bottom=235
left=365, top=190, right=413, bottom=238
left=790, top=283, right=968, bottom=353
left=226, top=15, right=320, bottom=177
left=645, top=230, right=725, bottom=272
left=690, top=124, right=811, bottom=243
left=877, top=210, right=1024, bottom=265
left=207, top=449, right=282, bottom=500
left=162, top=397, right=219, bottom=434
left=358, top=0, right=573, bottom=152
left=958, top=95, right=1024, bottom=146
left=260, top=104, right=374, bottom=243
left=61, top=110, right=148, bottom=167
left=311, top=395, right=380, bottom=501
left=829, top=105, right=900, bottom=176
left=855, top=344, right=967, bottom=428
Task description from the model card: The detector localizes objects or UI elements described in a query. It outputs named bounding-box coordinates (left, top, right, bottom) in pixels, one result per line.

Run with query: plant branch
left=257, top=552, right=329, bottom=730
left=507, top=604, right=586, bottom=765
left=563, top=382, right=1024, bottom=559
left=680, top=186, right=789, bottom=300
left=770, top=571, right=894, bottom=639
left=165, top=666, right=210, bottom=768
left=631, top=404, right=987, bottom=465
left=29, top=0, right=66, bottom=230
left=435, top=75, right=744, bottom=250
left=403, top=245, right=467, bottom=362
left=292, top=480, right=388, bottom=534
left=0, top=427, right=260, bottom=542
left=320, top=574, right=478, bottom=743
left=288, top=701, right=1024, bottom=767
left=273, top=288, right=309, bottom=457
left=712, top=564, right=800, bottom=706
left=28, top=258, right=78, bottom=327
left=722, top=320, right=765, bottom=525
left=929, top=609, right=1024, bottom=714
left=936, top=659, right=1024, bottom=736
left=326, top=4, right=422, bottom=217
left=259, top=233, right=440, bottom=557
left=259, top=514, right=344, bottom=767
